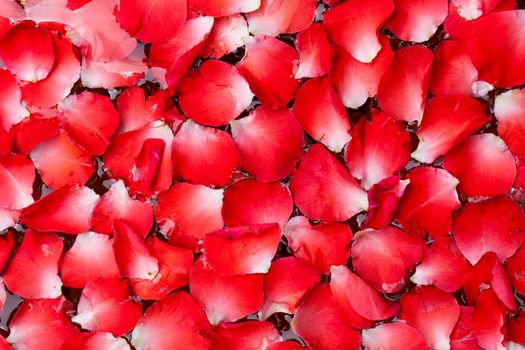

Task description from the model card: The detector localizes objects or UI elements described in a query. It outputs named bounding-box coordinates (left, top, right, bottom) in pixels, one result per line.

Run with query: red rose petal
left=377, top=45, right=433, bottom=124
left=6, top=298, right=77, bottom=350
left=178, top=60, right=254, bottom=126
left=400, top=286, right=461, bottom=350
left=451, top=0, right=502, bottom=20
left=62, top=332, right=131, bottom=350
left=363, top=176, right=409, bottom=229
left=323, top=0, right=394, bottom=63
left=189, top=258, right=264, bottom=325
left=345, top=111, right=411, bottom=189
left=210, top=321, right=280, bottom=350
left=494, top=88, right=525, bottom=157
left=188, top=0, right=260, bottom=17
left=292, top=284, right=362, bottom=350
left=471, top=290, right=506, bottom=350
left=0, top=154, right=35, bottom=210
left=245, top=0, right=316, bottom=36
left=131, top=292, right=212, bottom=350
left=80, top=54, right=148, bottom=89
left=200, top=15, right=249, bottom=59
left=222, top=179, right=293, bottom=227
left=267, top=342, right=308, bottom=350
left=22, top=184, right=99, bottom=234
left=443, top=133, right=516, bottom=197
left=0, top=21, right=54, bottom=82
left=411, top=236, right=471, bottom=293
left=172, top=120, right=239, bottom=187
left=13, top=115, right=59, bottom=155
left=505, top=242, right=525, bottom=295
left=386, top=0, right=448, bottom=42
left=3, top=229, right=62, bottom=299
left=450, top=306, right=483, bottom=350
left=293, top=77, right=351, bottom=153
left=0, top=69, right=29, bottom=131
left=396, top=167, right=460, bottom=238
left=352, top=226, right=426, bottom=293
left=362, top=323, right=426, bottom=350
left=284, top=216, right=352, bottom=274
left=330, top=35, right=393, bottom=109
left=237, top=35, right=298, bottom=108
left=290, top=144, right=368, bottom=222
left=114, top=0, right=186, bottom=43
left=294, top=23, right=334, bottom=79
left=259, top=256, right=320, bottom=319
left=452, top=196, right=525, bottom=265
left=204, top=223, right=281, bottom=276
left=231, top=106, right=304, bottom=182
left=0, top=231, right=15, bottom=271
left=60, top=231, right=121, bottom=289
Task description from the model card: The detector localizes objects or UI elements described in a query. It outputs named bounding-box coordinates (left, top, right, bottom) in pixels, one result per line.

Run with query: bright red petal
left=188, top=0, right=260, bottom=16
left=13, top=115, right=59, bottom=155
left=450, top=306, right=483, bottom=350
left=172, top=120, right=239, bottom=187
left=0, top=231, right=15, bottom=271
left=71, top=278, right=141, bottom=336
left=60, top=231, right=121, bottom=288
left=323, top=0, right=394, bottom=63
left=386, top=0, right=448, bottom=42
left=363, top=176, right=409, bottom=229
left=62, top=332, right=131, bottom=350
left=345, top=111, right=411, bottom=189
left=293, top=77, right=351, bottom=153
left=396, top=167, right=460, bottom=238
left=505, top=242, right=525, bottom=295
left=0, top=69, right=29, bottom=131
left=290, top=144, right=368, bottom=222
left=471, top=290, right=506, bottom=350
left=411, top=236, right=471, bottom=293
left=189, top=258, right=264, bottom=325
left=0, top=154, right=34, bottom=210
left=267, top=342, right=308, bottom=350
left=131, top=292, right=212, bottom=350
left=284, top=216, right=352, bottom=274
left=259, top=256, right=320, bottom=319
left=452, top=196, right=525, bottom=265
left=210, top=321, right=280, bottom=350
left=443, top=133, right=516, bottom=197
left=294, top=23, right=334, bottom=79
left=200, top=15, right=249, bottom=59
left=114, top=0, right=187, bottom=43
left=0, top=21, right=54, bottom=82
left=377, top=45, right=433, bottom=124
left=222, top=179, right=293, bottom=227
left=330, top=35, right=393, bottom=109
left=178, top=60, right=253, bottom=126
left=204, top=223, right=281, bottom=276
left=6, top=298, right=76, bottom=350
left=362, top=323, right=426, bottom=350
left=3, top=229, right=62, bottom=299
left=21, top=184, right=99, bottom=234
left=245, top=0, right=316, bottom=36
left=231, top=106, right=304, bottom=182
left=352, top=226, right=426, bottom=293
left=292, top=284, right=362, bottom=350
left=494, top=88, right=525, bottom=157
left=400, top=286, right=461, bottom=350
left=237, top=35, right=298, bottom=108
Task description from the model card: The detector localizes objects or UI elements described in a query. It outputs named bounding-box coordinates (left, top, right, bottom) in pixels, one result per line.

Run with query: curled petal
left=363, top=176, right=409, bottom=229
left=201, top=15, right=250, bottom=59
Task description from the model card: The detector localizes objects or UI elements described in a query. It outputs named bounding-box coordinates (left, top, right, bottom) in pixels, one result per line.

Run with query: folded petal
left=443, top=133, right=516, bottom=197
left=284, top=216, right=352, bottom=274
left=293, top=77, right=351, bottom=153
left=178, top=60, right=253, bottom=126
left=60, top=231, right=121, bottom=288
left=450, top=306, right=483, bottom=350
left=386, top=0, right=448, bottom=42
left=363, top=176, right=409, bottom=229
left=352, top=226, right=426, bottom=293
left=396, top=167, right=460, bottom=238
left=362, top=323, right=426, bottom=350
left=230, top=106, right=304, bottom=182
left=412, top=95, right=490, bottom=163
left=452, top=196, right=525, bottom=265
left=377, top=45, right=433, bottom=124
left=494, top=88, right=525, bottom=157
left=80, top=54, right=148, bottom=89
left=131, top=292, right=212, bottom=350
left=294, top=23, right=334, bottom=79
left=189, top=258, right=264, bottom=325
left=245, top=0, right=316, bottom=36
left=237, top=35, right=298, bottom=108
left=330, top=35, right=393, bottom=109
left=259, top=257, right=320, bottom=319
left=292, top=284, right=362, bottom=350
left=172, top=120, right=239, bottom=187
left=210, top=321, right=280, bottom=350
left=471, top=290, right=507, bottom=350
left=411, top=236, right=471, bottom=293
left=21, top=184, right=99, bottom=234
left=222, top=179, right=293, bottom=227
left=400, top=286, right=461, bottom=350
left=204, top=223, right=281, bottom=276
left=114, top=0, right=186, bottom=43
left=3, top=229, right=62, bottom=299
left=323, top=0, right=394, bottom=63
left=290, top=144, right=368, bottom=222
left=200, top=15, right=249, bottom=59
